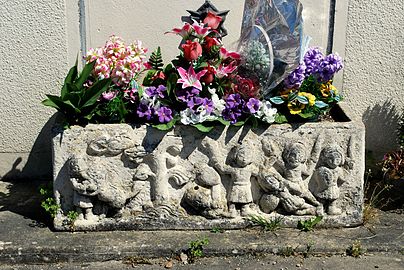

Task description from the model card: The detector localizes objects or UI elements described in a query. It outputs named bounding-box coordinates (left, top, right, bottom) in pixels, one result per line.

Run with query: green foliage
left=187, top=238, right=209, bottom=260
left=346, top=240, right=364, bottom=257
left=67, top=210, right=79, bottom=223
left=42, top=59, right=111, bottom=127
left=210, top=227, right=224, bottom=233
left=39, top=184, right=59, bottom=219
left=149, top=47, right=164, bottom=70
left=297, top=216, right=323, bottom=231
left=248, top=215, right=283, bottom=232
left=279, top=246, right=295, bottom=257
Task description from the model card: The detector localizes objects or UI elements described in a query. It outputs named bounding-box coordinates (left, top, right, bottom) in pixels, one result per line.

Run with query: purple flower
left=176, top=87, right=200, bottom=102
left=317, top=53, right=343, bottom=82
left=222, top=94, right=245, bottom=124
left=145, top=85, right=166, bottom=98
left=156, top=106, right=173, bottom=123
left=246, top=98, right=261, bottom=114
left=187, top=96, right=204, bottom=109
left=200, top=98, right=214, bottom=114
left=303, top=47, right=325, bottom=76
left=137, top=101, right=154, bottom=120
left=284, top=63, right=306, bottom=89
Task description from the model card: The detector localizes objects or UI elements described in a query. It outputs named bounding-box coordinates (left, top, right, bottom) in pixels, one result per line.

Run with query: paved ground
left=0, top=180, right=403, bottom=269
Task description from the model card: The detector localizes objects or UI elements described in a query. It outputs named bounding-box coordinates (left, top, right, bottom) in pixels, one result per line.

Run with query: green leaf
left=298, top=112, right=315, bottom=119
left=80, top=79, right=111, bottom=108
left=296, top=95, right=309, bottom=104
left=250, top=116, right=259, bottom=128
left=233, top=121, right=245, bottom=127
left=45, top=95, right=78, bottom=115
left=42, top=98, right=60, bottom=110
left=149, top=47, right=164, bottom=70
left=314, top=100, right=328, bottom=109
left=138, top=85, right=144, bottom=99
left=74, top=61, right=96, bottom=88
left=192, top=124, right=214, bottom=133
left=64, top=58, right=78, bottom=85
left=269, top=96, right=285, bottom=105
left=153, top=118, right=176, bottom=131
left=288, top=92, right=298, bottom=101
left=274, top=113, right=288, bottom=124
left=217, top=117, right=231, bottom=126
left=166, top=73, right=178, bottom=97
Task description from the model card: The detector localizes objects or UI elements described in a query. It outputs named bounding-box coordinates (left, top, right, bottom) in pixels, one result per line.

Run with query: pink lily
left=219, top=47, right=241, bottom=60
left=165, top=23, right=192, bottom=38
left=192, top=21, right=210, bottom=38
left=177, top=66, right=208, bottom=91
left=216, top=61, right=238, bottom=78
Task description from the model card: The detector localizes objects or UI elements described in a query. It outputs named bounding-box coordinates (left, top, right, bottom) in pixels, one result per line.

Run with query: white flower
left=211, top=93, right=225, bottom=116
left=257, top=101, right=277, bottom=123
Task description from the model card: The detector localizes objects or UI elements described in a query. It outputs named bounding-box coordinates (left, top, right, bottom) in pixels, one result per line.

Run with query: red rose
left=233, top=76, right=259, bottom=98
left=182, top=40, right=202, bottom=62
left=203, top=11, right=222, bottom=30
left=203, top=36, right=220, bottom=53
left=201, top=65, right=216, bottom=84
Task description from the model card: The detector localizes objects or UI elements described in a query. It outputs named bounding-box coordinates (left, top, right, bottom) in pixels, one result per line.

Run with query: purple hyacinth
left=156, top=106, right=173, bottom=123
left=145, top=85, right=166, bottom=98
left=137, top=101, right=154, bottom=120
left=317, top=53, right=343, bottom=82
left=222, top=94, right=245, bottom=124
left=176, top=87, right=200, bottom=102
left=284, top=63, right=306, bottom=89
left=200, top=98, right=214, bottom=114
left=303, top=47, right=325, bottom=76
left=246, top=98, right=261, bottom=114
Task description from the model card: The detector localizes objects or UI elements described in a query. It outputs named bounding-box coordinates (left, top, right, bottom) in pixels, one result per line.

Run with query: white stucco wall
left=0, top=0, right=401, bottom=180
left=342, top=0, right=404, bottom=158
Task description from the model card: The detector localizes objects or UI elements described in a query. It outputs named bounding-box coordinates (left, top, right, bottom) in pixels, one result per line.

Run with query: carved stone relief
left=52, top=119, right=365, bottom=230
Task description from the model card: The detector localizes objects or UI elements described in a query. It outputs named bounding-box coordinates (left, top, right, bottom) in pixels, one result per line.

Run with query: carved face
left=324, top=148, right=344, bottom=169
left=235, top=145, right=253, bottom=167
left=283, top=143, right=306, bottom=168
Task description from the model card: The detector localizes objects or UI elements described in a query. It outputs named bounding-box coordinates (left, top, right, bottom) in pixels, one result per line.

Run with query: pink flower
left=177, top=66, right=208, bottom=91
left=166, top=23, right=193, bottom=39
left=102, top=91, right=117, bottom=101
left=192, top=21, right=210, bottom=38
left=216, top=61, right=238, bottom=78
left=203, top=11, right=222, bottom=30
left=182, top=40, right=203, bottom=62
left=219, top=47, right=241, bottom=60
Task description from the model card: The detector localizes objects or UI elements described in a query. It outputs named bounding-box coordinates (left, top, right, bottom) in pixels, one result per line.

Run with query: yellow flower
left=280, top=88, right=294, bottom=98
left=288, top=100, right=305, bottom=115
left=298, top=92, right=316, bottom=106
left=320, top=81, right=339, bottom=97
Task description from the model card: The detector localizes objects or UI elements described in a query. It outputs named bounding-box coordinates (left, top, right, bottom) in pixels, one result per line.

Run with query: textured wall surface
left=342, top=0, right=404, bottom=157
left=0, top=0, right=69, bottom=179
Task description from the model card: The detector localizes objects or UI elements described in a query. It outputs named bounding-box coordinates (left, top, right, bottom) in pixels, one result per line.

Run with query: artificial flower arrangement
left=43, top=6, right=343, bottom=132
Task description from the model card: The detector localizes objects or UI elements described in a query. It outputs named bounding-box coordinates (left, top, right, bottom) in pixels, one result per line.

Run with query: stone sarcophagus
left=52, top=106, right=365, bottom=231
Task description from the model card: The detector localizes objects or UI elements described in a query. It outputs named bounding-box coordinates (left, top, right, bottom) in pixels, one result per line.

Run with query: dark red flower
left=233, top=75, right=260, bottom=99
left=203, top=36, right=220, bottom=53
left=203, top=11, right=222, bottom=30
left=182, top=40, right=202, bottom=62
left=201, top=65, right=216, bottom=84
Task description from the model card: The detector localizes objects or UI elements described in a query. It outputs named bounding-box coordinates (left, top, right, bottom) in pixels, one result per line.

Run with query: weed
left=123, top=256, right=153, bottom=266
left=346, top=240, right=364, bottom=257
left=279, top=245, right=295, bottom=257
left=247, top=215, right=283, bottom=232
left=297, top=216, right=323, bottom=232
left=303, top=241, right=315, bottom=258
left=187, top=237, right=209, bottom=262
left=67, top=210, right=79, bottom=223
left=363, top=169, right=392, bottom=224
left=210, top=227, right=224, bottom=233
left=39, top=184, right=59, bottom=218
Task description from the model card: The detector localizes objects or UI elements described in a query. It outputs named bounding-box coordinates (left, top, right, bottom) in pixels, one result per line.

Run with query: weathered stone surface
left=52, top=106, right=365, bottom=230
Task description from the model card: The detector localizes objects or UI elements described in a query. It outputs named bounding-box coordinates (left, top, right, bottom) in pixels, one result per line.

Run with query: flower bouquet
left=43, top=2, right=343, bottom=131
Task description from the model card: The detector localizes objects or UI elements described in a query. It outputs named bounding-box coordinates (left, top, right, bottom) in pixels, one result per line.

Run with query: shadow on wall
left=363, top=101, right=400, bottom=159
left=1, top=114, right=58, bottom=182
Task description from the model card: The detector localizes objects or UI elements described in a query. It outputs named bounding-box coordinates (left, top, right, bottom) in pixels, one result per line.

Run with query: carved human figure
left=258, top=137, right=324, bottom=215
left=69, top=156, right=100, bottom=222
left=313, top=145, right=351, bottom=215
left=203, top=140, right=258, bottom=217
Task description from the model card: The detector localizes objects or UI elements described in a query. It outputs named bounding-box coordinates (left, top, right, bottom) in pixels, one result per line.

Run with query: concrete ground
left=0, top=180, right=403, bottom=269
